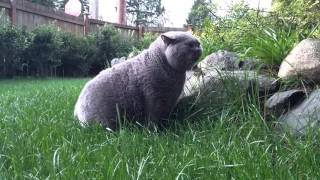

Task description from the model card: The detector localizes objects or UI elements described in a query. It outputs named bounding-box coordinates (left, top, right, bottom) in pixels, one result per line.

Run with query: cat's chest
left=149, top=74, right=185, bottom=99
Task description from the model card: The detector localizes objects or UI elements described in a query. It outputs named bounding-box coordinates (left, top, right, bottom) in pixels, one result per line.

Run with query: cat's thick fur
left=74, top=31, right=202, bottom=130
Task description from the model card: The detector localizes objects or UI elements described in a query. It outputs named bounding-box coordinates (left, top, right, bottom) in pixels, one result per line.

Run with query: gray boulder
left=182, top=70, right=278, bottom=99
left=278, top=38, right=320, bottom=81
left=239, top=58, right=263, bottom=70
left=265, top=90, right=306, bottom=118
left=198, top=51, right=240, bottom=72
left=279, top=89, right=320, bottom=136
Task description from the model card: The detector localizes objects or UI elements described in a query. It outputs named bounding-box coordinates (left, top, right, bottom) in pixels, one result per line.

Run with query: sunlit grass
left=0, top=79, right=319, bottom=179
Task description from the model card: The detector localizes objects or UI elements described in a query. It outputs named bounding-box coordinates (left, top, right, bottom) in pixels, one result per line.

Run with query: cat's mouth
left=191, top=50, right=202, bottom=63
left=185, top=49, right=202, bottom=70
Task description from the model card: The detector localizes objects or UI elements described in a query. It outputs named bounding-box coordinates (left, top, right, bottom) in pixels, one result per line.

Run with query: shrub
left=0, top=23, right=28, bottom=78
left=272, top=0, right=320, bottom=31
left=196, top=4, right=264, bottom=58
left=0, top=23, right=140, bottom=78
left=135, top=32, right=157, bottom=50
left=197, top=1, right=319, bottom=68
left=59, top=32, right=96, bottom=77
left=90, top=25, right=134, bottom=74
left=24, top=25, right=62, bottom=77
left=128, top=32, right=157, bottom=58
left=236, top=26, right=299, bottom=66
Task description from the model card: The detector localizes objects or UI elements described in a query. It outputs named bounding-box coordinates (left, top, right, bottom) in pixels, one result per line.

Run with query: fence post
left=138, top=25, right=145, bottom=40
left=83, top=12, right=89, bottom=35
left=9, top=0, right=17, bottom=25
left=118, top=0, right=126, bottom=25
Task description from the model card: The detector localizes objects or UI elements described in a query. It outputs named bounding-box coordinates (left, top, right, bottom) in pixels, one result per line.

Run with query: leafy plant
left=187, top=0, right=215, bottom=30
left=0, top=23, right=28, bottom=77
left=134, top=32, right=157, bottom=51
left=126, top=0, right=165, bottom=26
left=25, top=25, right=62, bottom=77
left=59, top=32, right=96, bottom=77
left=197, top=1, right=319, bottom=68
left=237, top=27, right=299, bottom=66
left=90, top=25, right=133, bottom=75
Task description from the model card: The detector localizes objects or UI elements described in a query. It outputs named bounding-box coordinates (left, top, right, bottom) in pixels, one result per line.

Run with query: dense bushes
left=0, top=24, right=28, bottom=78
left=25, top=25, right=62, bottom=77
left=90, top=26, right=134, bottom=74
left=196, top=1, right=320, bottom=68
left=0, top=24, right=138, bottom=78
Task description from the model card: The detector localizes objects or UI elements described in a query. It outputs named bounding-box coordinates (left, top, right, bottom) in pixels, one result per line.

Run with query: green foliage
left=272, top=0, right=320, bottom=38
left=25, top=25, right=62, bottom=77
left=126, top=0, right=165, bottom=26
left=186, top=0, right=215, bottom=29
left=0, top=24, right=28, bottom=77
left=59, top=32, right=96, bottom=76
left=0, top=22, right=136, bottom=78
left=197, top=4, right=258, bottom=58
left=237, top=27, right=299, bottom=66
left=126, top=33, right=158, bottom=58
left=90, top=25, right=134, bottom=74
left=135, top=32, right=157, bottom=50
left=197, top=1, right=320, bottom=67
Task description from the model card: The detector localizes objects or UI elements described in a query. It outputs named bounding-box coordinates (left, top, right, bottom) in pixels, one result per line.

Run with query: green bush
left=236, top=26, right=299, bottom=66
left=129, top=32, right=157, bottom=57
left=90, top=25, right=134, bottom=74
left=135, top=32, right=157, bottom=50
left=0, top=22, right=139, bottom=78
left=197, top=1, right=319, bottom=68
left=59, top=32, right=96, bottom=77
left=24, top=25, right=62, bottom=77
left=272, top=0, right=320, bottom=31
left=0, top=24, right=28, bottom=78
left=196, top=4, right=263, bottom=58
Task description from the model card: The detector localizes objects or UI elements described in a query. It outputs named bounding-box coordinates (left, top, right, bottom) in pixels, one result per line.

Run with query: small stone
left=265, top=90, right=306, bottom=117
left=279, top=89, right=320, bottom=136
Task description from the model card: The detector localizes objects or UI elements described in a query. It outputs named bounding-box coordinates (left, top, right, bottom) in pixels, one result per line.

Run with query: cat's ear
left=161, top=34, right=176, bottom=45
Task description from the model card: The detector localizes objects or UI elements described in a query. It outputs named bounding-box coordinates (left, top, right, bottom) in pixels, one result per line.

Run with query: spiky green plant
left=237, top=27, right=299, bottom=66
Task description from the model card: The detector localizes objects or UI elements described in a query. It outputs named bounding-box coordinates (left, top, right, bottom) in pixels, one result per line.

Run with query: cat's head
left=161, top=31, right=202, bottom=72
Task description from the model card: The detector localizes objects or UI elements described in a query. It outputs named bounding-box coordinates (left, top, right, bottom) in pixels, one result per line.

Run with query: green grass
left=0, top=79, right=320, bottom=179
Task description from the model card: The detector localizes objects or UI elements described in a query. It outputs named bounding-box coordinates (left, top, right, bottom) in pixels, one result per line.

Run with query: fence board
left=0, top=0, right=187, bottom=38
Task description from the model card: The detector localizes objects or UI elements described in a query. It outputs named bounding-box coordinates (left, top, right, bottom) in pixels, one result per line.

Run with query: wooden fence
left=0, top=0, right=188, bottom=39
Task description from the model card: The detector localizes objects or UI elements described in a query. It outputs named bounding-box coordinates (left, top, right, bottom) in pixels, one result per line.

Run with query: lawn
left=0, top=79, right=319, bottom=179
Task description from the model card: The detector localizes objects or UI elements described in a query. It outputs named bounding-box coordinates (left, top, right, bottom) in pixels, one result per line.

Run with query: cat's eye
left=188, top=42, right=196, bottom=47
left=188, top=41, right=200, bottom=48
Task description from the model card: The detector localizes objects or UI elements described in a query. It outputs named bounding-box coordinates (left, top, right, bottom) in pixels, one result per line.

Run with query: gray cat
left=74, top=31, right=202, bottom=130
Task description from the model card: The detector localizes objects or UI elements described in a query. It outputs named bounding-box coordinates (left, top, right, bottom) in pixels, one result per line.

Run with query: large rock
left=182, top=70, right=278, bottom=99
left=278, top=38, right=320, bottom=81
left=239, top=57, right=263, bottom=70
left=198, top=51, right=240, bottom=72
left=265, top=90, right=306, bottom=118
left=279, top=89, right=320, bottom=136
